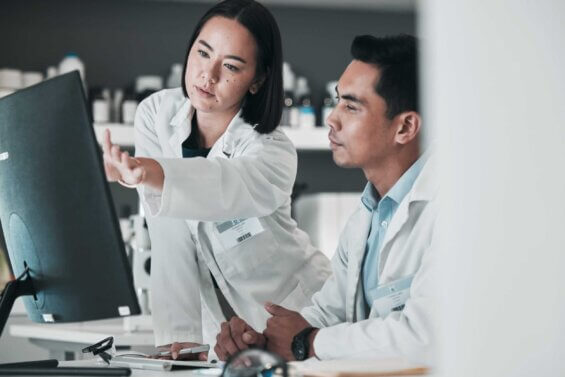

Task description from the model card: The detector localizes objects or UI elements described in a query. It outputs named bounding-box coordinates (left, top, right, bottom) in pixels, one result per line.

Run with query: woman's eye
left=224, top=63, right=239, bottom=72
left=198, top=50, right=209, bottom=58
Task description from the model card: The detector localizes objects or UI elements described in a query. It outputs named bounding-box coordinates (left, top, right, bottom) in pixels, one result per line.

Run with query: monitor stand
left=0, top=267, right=59, bottom=368
left=0, top=268, right=131, bottom=375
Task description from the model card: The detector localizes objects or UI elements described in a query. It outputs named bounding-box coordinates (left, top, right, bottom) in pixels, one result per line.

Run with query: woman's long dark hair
left=181, top=0, right=283, bottom=134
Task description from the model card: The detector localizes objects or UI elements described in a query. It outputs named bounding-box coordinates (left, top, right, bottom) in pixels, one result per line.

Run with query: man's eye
left=224, top=64, right=239, bottom=72
left=346, top=104, right=357, bottom=111
left=198, top=50, right=209, bottom=58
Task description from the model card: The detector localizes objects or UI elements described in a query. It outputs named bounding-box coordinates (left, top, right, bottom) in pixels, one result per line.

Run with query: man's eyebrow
left=340, top=93, right=366, bottom=105
left=197, top=39, right=247, bottom=64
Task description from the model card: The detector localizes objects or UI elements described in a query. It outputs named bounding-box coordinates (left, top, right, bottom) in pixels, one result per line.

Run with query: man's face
left=327, top=60, right=397, bottom=169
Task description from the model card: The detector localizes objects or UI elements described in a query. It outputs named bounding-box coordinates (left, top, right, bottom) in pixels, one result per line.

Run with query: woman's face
left=185, top=16, right=261, bottom=115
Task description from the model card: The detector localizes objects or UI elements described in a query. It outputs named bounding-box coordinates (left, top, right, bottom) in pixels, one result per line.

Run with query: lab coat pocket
left=278, top=281, right=311, bottom=312
left=213, top=218, right=279, bottom=280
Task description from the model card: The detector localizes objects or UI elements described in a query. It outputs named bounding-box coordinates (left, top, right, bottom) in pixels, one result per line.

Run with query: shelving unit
left=93, top=123, right=331, bottom=150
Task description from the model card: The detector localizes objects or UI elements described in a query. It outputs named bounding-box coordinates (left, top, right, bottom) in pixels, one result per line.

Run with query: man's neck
left=194, top=107, right=240, bottom=148
left=364, top=146, right=420, bottom=197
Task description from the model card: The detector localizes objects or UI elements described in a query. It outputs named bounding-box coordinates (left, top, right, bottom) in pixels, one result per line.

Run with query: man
left=214, top=34, right=438, bottom=364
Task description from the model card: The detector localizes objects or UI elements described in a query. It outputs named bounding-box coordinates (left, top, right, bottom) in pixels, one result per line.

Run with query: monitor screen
left=0, top=72, right=140, bottom=323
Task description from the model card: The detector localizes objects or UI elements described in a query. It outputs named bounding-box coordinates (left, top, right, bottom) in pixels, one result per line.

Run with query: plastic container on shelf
left=321, top=80, right=338, bottom=127
left=135, top=75, right=163, bottom=102
left=22, top=71, right=44, bottom=87
left=58, top=53, right=86, bottom=90
left=0, top=68, right=23, bottom=90
left=46, top=66, right=58, bottom=79
left=166, top=63, right=183, bottom=88
left=92, top=88, right=111, bottom=123
left=296, top=77, right=316, bottom=128
left=122, top=89, right=138, bottom=125
left=281, top=62, right=297, bottom=127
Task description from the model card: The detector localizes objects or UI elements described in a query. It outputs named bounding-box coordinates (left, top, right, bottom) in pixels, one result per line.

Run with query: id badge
left=215, top=217, right=265, bottom=249
left=372, top=275, right=414, bottom=318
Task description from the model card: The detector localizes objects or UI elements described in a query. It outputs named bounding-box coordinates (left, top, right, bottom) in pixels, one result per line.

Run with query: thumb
left=243, top=331, right=266, bottom=348
left=264, top=302, right=290, bottom=316
left=198, top=352, right=208, bottom=361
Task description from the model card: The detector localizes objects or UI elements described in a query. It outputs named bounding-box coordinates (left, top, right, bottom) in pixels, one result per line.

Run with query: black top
left=182, top=116, right=211, bottom=158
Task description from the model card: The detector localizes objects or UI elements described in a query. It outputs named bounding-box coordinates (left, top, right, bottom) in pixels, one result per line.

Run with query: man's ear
left=394, top=111, right=421, bottom=145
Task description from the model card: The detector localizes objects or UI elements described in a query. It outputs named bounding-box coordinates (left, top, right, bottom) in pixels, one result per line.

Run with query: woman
left=103, top=0, right=331, bottom=361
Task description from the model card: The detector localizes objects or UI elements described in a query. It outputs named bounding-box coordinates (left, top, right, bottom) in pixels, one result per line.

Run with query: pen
left=158, top=344, right=210, bottom=357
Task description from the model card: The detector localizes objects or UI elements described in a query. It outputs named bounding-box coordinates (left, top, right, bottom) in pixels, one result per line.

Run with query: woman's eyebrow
left=197, top=39, right=247, bottom=64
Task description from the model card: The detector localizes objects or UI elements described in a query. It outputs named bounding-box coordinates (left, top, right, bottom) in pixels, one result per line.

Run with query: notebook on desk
left=290, top=358, right=429, bottom=377
left=109, top=356, right=221, bottom=372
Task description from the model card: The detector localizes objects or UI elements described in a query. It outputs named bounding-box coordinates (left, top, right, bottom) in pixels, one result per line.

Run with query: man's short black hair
left=351, top=34, right=418, bottom=120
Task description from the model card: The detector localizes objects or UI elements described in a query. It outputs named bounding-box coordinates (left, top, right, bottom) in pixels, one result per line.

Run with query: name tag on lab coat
left=372, top=275, right=414, bottom=318
left=215, top=217, right=264, bottom=249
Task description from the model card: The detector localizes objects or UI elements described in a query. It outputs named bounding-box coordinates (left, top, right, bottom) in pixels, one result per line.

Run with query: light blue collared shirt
left=361, top=155, right=427, bottom=307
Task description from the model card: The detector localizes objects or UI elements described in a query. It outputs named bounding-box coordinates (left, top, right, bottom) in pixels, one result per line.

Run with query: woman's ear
left=394, top=111, right=421, bottom=145
left=249, top=75, right=266, bottom=95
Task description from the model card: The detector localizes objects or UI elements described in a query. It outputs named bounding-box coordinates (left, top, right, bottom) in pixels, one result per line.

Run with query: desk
left=10, top=319, right=155, bottom=361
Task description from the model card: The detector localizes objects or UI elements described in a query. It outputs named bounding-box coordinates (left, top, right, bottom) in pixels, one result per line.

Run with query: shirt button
left=381, top=220, right=388, bottom=228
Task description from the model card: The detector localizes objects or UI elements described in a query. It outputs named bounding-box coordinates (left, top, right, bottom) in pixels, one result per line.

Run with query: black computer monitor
left=0, top=72, right=140, bottom=338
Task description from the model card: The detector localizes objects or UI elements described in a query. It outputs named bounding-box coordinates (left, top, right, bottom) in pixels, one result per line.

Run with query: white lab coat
left=133, top=88, right=332, bottom=350
left=301, top=157, right=439, bottom=365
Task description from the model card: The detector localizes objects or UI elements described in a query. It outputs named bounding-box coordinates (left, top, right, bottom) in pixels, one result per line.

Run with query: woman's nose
left=202, top=61, right=219, bottom=85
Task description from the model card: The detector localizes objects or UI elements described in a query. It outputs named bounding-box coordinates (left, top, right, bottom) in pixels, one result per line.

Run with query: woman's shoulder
left=235, top=126, right=296, bottom=155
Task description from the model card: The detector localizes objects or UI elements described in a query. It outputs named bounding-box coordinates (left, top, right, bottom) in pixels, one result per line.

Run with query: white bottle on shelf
left=58, top=53, right=86, bottom=90
left=296, top=77, right=316, bottom=128
left=322, top=80, right=338, bottom=127
left=166, top=63, right=183, bottom=88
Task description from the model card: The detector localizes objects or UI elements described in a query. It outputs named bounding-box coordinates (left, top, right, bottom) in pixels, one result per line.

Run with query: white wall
left=420, top=1, right=565, bottom=375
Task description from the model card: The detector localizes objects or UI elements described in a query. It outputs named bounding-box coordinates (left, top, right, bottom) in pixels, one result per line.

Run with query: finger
left=214, top=343, right=227, bottom=362
left=198, top=352, right=208, bottom=362
left=104, top=161, right=118, bottom=181
left=120, top=151, right=130, bottom=165
left=111, top=144, right=121, bottom=162
left=265, top=302, right=291, bottom=316
left=170, top=342, right=182, bottom=360
left=132, top=166, right=145, bottom=182
left=103, top=129, right=112, bottom=155
left=219, top=321, right=240, bottom=356
left=229, top=319, right=249, bottom=351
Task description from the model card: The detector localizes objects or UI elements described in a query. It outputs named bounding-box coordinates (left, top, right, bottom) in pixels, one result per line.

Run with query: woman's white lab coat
left=301, top=157, right=439, bottom=365
left=133, top=88, right=332, bottom=349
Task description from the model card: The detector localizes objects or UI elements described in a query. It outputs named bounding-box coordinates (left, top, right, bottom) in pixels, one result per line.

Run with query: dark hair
left=181, top=0, right=283, bottom=134
left=351, top=34, right=418, bottom=120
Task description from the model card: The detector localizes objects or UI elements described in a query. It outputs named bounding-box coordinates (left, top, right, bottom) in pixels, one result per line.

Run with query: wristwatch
left=291, top=327, right=317, bottom=361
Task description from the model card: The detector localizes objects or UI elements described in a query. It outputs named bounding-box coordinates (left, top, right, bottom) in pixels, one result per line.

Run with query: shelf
left=93, top=123, right=331, bottom=150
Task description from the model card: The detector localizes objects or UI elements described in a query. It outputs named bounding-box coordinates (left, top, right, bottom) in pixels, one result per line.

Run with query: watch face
left=292, top=336, right=306, bottom=361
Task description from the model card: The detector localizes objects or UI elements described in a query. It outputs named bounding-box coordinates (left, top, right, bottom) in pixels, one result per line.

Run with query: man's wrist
left=307, top=328, right=319, bottom=358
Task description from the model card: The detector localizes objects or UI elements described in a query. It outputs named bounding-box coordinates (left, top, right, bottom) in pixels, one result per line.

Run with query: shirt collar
left=361, top=152, right=429, bottom=211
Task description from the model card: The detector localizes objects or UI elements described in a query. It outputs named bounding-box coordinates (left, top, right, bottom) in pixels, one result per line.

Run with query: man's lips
left=328, top=133, right=342, bottom=147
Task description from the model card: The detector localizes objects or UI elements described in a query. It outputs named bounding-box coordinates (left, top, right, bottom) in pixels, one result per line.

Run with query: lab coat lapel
left=347, top=206, right=372, bottom=321
left=168, top=100, right=194, bottom=158
left=378, top=156, right=438, bottom=274
left=207, top=109, right=246, bottom=159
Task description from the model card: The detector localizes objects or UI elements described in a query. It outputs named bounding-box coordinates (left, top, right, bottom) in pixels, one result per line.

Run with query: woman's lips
left=195, top=85, right=215, bottom=98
